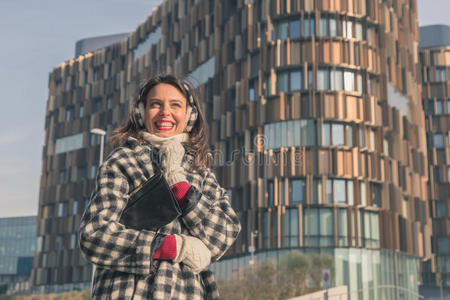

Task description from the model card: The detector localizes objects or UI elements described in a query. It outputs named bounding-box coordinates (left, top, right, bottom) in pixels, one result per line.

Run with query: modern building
left=0, top=216, right=37, bottom=295
left=419, top=24, right=450, bottom=288
left=32, top=0, right=434, bottom=298
left=75, top=33, right=129, bottom=58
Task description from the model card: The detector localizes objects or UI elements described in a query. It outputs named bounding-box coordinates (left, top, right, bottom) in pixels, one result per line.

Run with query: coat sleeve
left=78, top=152, right=163, bottom=275
left=181, top=170, right=241, bottom=262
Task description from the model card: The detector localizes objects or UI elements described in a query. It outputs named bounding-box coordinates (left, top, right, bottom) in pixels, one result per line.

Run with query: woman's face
left=145, top=83, right=188, bottom=138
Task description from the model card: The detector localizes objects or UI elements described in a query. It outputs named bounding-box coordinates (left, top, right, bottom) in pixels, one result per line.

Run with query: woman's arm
left=78, top=152, right=164, bottom=275
left=180, top=171, right=241, bottom=262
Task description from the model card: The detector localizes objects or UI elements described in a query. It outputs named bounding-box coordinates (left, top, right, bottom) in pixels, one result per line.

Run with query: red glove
left=153, top=183, right=191, bottom=261
left=171, top=182, right=190, bottom=207
left=153, top=235, right=177, bottom=260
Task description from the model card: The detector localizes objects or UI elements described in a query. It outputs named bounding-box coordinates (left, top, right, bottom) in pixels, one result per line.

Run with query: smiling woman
left=78, top=74, right=241, bottom=299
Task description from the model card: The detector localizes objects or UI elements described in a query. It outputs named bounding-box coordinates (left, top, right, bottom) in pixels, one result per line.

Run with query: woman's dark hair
left=111, top=74, right=210, bottom=172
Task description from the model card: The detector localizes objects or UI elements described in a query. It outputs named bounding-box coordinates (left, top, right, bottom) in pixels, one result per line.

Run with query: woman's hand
left=159, top=139, right=187, bottom=186
left=173, top=234, right=211, bottom=274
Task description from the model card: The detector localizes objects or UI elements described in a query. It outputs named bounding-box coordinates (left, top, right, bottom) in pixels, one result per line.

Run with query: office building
left=419, top=24, right=450, bottom=288
left=32, top=0, right=433, bottom=298
left=0, top=216, right=37, bottom=295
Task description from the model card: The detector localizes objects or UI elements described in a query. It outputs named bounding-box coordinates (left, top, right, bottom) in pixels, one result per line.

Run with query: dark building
left=419, top=24, right=450, bottom=289
left=0, top=216, right=37, bottom=295
left=32, top=0, right=435, bottom=298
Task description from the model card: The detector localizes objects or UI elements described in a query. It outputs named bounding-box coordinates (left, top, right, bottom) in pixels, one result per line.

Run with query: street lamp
left=89, top=128, right=106, bottom=284
left=249, top=230, right=258, bottom=266
left=90, top=128, right=106, bottom=165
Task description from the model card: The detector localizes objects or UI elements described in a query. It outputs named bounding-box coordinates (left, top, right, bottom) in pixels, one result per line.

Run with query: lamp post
left=249, top=230, right=258, bottom=266
left=89, top=128, right=106, bottom=284
left=90, top=128, right=106, bottom=165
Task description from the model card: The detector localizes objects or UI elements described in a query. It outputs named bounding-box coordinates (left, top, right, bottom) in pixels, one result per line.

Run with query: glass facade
left=0, top=216, right=37, bottom=276
left=211, top=248, right=419, bottom=300
left=0, top=216, right=37, bottom=294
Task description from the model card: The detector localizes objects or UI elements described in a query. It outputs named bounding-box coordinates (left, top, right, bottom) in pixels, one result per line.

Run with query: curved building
left=419, top=24, right=450, bottom=288
left=32, top=0, right=432, bottom=298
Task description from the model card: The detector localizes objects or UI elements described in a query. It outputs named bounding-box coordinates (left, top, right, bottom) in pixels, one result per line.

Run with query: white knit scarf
left=141, top=132, right=189, bottom=148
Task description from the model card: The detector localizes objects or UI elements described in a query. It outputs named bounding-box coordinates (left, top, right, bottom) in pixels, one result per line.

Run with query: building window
left=370, top=183, right=382, bottom=207
left=319, top=208, right=333, bottom=246
left=92, top=99, right=101, bottom=113
left=402, top=197, right=408, bottom=218
left=433, top=133, right=443, bottom=148
left=290, top=70, right=302, bottom=91
left=344, top=20, right=353, bottom=39
left=313, top=178, right=321, bottom=204
left=344, top=71, right=354, bottom=92
left=65, top=107, right=73, bottom=121
left=265, top=120, right=316, bottom=149
left=303, top=15, right=315, bottom=37
left=55, top=235, right=64, bottom=251
left=322, top=122, right=353, bottom=146
left=57, top=202, right=68, bottom=217
left=319, top=17, right=328, bottom=37
left=369, top=129, right=376, bottom=151
left=439, top=237, right=450, bottom=254
left=362, top=210, right=380, bottom=247
left=331, top=69, right=343, bottom=91
left=72, top=200, right=78, bottom=215
left=250, top=54, right=260, bottom=78
left=283, top=208, right=299, bottom=247
left=338, top=208, right=348, bottom=246
left=106, top=96, right=112, bottom=109
left=330, top=18, right=337, bottom=37
left=268, top=180, right=274, bottom=206
left=289, top=20, right=301, bottom=39
left=290, top=178, right=304, bottom=205
left=327, top=178, right=354, bottom=205
left=317, top=69, right=330, bottom=90
left=277, top=21, right=288, bottom=40
left=37, top=236, right=44, bottom=252
left=90, top=133, right=102, bottom=146
left=90, top=164, right=97, bottom=179
left=360, top=182, right=366, bottom=206
left=332, top=123, right=344, bottom=146
left=334, top=179, right=346, bottom=204
left=70, top=233, right=77, bottom=249
left=436, top=201, right=446, bottom=218
left=277, top=72, right=288, bottom=93
left=249, top=80, right=256, bottom=101
left=79, top=104, right=84, bottom=118
left=76, top=166, right=86, bottom=181
left=58, top=170, right=68, bottom=184
left=307, top=68, right=313, bottom=89
left=436, top=67, right=447, bottom=81
left=355, top=22, right=363, bottom=41
left=263, top=211, right=270, bottom=248
left=322, top=123, right=331, bottom=146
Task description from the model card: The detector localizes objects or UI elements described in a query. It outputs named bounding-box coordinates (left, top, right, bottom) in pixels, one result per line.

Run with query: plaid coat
left=79, top=137, right=241, bottom=299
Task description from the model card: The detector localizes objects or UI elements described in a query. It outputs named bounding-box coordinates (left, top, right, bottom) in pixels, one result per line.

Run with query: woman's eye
left=149, top=102, right=160, bottom=107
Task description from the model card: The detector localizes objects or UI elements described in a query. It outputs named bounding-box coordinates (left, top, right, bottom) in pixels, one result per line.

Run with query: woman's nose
left=159, top=104, right=170, bottom=116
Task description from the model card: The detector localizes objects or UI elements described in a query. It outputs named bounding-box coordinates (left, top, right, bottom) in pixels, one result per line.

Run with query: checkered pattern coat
left=79, top=137, right=241, bottom=299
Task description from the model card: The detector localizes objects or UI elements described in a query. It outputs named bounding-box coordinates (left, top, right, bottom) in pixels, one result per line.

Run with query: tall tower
left=419, top=24, right=450, bottom=288
left=32, top=0, right=431, bottom=297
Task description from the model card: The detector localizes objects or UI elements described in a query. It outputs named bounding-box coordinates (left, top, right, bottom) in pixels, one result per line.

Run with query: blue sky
left=0, top=0, right=448, bottom=217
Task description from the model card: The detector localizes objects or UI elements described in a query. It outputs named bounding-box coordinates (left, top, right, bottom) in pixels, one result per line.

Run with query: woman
left=79, top=74, right=241, bottom=299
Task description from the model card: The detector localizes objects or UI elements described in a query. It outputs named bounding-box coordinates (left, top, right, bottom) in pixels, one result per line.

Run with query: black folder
left=119, top=169, right=182, bottom=231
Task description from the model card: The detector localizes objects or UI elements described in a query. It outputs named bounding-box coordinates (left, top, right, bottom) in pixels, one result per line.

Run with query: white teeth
left=156, top=122, right=173, bottom=128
